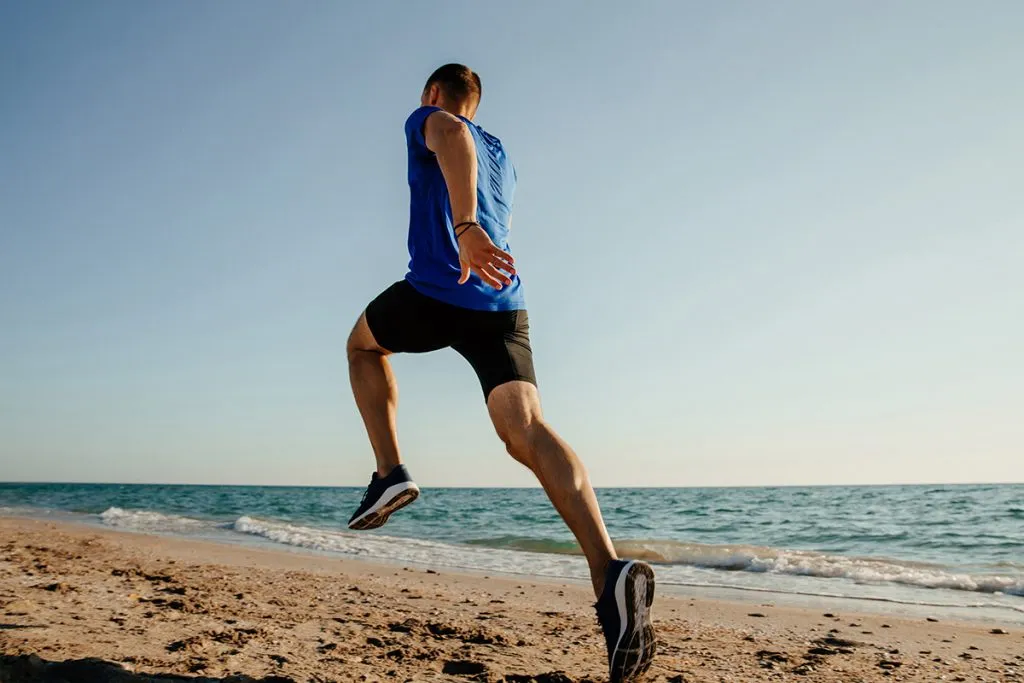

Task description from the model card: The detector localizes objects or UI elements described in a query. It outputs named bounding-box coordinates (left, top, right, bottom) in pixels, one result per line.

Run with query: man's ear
left=425, top=83, right=440, bottom=106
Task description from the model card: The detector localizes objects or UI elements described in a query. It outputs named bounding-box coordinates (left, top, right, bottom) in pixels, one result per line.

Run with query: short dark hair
left=424, top=63, right=482, bottom=104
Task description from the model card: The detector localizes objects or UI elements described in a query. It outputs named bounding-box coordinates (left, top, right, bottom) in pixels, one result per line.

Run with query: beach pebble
left=39, top=582, right=74, bottom=593
left=756, top=650, right=788, bottom=663
left=816, top=636, right=859, bottom=648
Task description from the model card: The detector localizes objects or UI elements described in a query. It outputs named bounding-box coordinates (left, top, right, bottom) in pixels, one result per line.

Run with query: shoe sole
left=348, top=483, right=420, bottom=530
left=610, top=560, right=657, bottom=682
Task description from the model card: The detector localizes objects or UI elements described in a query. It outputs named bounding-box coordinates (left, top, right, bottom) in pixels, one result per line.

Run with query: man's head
left=421, top=64, right=481, bottom=120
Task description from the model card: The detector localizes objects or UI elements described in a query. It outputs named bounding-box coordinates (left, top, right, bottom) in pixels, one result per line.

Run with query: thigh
left=452, top=309, right=537, bottom=401
left=364, top=281, right=458, bottom=353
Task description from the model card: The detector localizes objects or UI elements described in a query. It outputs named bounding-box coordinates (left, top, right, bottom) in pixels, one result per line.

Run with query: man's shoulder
left=404, top=106, right=443, bottom=135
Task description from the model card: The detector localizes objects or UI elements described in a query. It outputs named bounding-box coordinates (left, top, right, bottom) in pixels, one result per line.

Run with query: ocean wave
left=465, top=535, right=579, bottom=555
left=617, top=540, right=1024, bottom=597
left=231, top=516, right=454, bottom=558
left=0, top=506, right=52, bottom=517
left=467, top=536, right=1024, bottom=598
left=233, top=515, right=353, bottom=552
left=99, top=507, right=215, bottom=532
left=94, top=509, right=1024, bottom=600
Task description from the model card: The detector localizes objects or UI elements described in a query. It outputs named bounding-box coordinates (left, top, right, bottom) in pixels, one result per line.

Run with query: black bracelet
left=454, top=221, right=479, bottom=239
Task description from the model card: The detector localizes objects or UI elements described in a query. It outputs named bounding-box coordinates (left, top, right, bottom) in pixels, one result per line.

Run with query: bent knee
left=346, top=329, right=366, bottom=360
left=347, top=314, right=384, bottom=358
left=498, top=419, right=545, bottom=468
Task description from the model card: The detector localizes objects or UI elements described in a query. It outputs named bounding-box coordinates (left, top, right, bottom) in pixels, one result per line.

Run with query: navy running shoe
left=595, top=559, right=657, bottom=682
left=347, top=465, right=420, bottom=530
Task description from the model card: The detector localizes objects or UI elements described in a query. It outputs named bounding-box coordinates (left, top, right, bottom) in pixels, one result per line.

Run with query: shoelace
left=358, top=474, right=377, bottom=506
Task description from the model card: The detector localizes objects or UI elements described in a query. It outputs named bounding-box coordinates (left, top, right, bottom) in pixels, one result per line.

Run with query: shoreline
left=2, top=516, right=1022, bottom=682
left=5, top=509, right=1023, bottom=628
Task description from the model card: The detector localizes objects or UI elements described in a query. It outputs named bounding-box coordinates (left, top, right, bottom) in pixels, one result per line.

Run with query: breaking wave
left=94, top=508, right=1023, bottom=599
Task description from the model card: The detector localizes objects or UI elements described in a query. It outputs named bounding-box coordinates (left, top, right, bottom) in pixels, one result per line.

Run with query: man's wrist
left=454, top=221, right=480, bottom=240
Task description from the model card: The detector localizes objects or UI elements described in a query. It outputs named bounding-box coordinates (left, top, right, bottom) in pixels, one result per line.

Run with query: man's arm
left=423, top=111, right=514, bottom=289
left=423, top=111, right=478, bottom=227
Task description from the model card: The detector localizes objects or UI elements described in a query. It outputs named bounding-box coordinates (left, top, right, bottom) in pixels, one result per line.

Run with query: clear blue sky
left=2, top=1, right=1022, bottom=487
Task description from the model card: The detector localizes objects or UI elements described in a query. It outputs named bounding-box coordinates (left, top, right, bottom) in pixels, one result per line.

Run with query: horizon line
left=1, top=480, right=1020, bottom=489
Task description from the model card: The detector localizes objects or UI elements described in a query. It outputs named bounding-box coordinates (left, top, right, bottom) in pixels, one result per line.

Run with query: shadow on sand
left=0, top=654, right=297, bottom=683
left=0, top=653, right=588, bottom=683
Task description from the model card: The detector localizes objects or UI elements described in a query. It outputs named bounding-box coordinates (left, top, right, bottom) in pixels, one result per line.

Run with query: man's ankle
left=590, top=557, right=617, bottom=598
left=376, top=462, right=400, bottom=477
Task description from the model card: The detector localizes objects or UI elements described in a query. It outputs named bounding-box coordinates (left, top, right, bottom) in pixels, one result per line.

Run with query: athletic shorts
left=364, top=280, right=537, bottom=400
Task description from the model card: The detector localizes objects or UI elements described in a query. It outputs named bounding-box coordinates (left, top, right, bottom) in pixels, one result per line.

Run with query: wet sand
left=1, top=517, right=1021, bottom=682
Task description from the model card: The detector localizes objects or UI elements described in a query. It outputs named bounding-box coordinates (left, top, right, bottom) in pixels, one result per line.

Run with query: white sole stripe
left=349, top=480, right=419, bottom=527
left=612, top=560, right=635, bottom=670
left=609, top=561, right=655, bottom=681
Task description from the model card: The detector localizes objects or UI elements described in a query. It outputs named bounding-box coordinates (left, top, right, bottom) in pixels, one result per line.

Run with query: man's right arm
left=421, top=111, right=514, bottom=289
left=423, top=111, right=478, bottom=229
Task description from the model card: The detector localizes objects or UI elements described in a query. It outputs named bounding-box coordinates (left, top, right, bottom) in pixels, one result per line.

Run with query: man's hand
left=457, top=225, right=515, bottom=289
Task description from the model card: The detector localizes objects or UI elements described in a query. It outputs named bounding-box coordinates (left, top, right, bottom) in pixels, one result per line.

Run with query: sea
left=1, top=483, right=1021, bottom=625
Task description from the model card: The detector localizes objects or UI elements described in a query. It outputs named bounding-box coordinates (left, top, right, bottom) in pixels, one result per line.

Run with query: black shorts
left=364, top=281, right=537, bottom=400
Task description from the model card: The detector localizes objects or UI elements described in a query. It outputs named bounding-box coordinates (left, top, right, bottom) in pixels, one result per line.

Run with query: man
left=345, top=64, right=656, bottom=682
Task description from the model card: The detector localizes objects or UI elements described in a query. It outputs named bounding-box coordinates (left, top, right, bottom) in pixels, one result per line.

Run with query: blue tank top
left=402, top=106, right=525, bottom=311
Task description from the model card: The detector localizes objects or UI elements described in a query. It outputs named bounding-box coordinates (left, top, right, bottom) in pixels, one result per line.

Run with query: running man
left=345, top=64, right=656, bottom=681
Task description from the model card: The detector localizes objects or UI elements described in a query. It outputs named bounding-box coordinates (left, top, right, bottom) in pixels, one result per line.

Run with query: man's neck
left=438, top=98, right=474, bottom=121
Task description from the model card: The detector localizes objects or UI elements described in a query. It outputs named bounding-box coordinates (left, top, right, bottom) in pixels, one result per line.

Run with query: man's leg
left=347, top=312, right=401, bottom=477
left=346, top=281, right=455, bottom=531
left=488, top=380, right=617, bottom=598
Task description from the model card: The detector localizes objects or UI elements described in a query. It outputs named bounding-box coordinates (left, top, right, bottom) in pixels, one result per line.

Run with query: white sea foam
left=0, top=506, right=49, bottom=517
left=95, top=509, right=1024, bottom=601
left=99, top=507, right=214, bottom=533
left=614, top=539, right=1024, bottom=596
left=231, top=515, right=591, bottom=579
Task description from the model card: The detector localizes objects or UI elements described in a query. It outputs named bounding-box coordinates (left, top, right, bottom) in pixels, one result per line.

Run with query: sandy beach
left=1, top=517, right=1021, bottom=682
